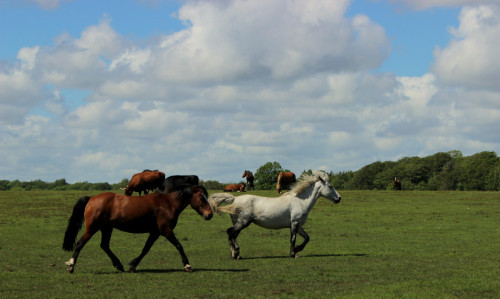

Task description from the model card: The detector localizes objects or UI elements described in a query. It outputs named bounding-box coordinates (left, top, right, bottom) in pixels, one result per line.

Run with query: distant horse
left=242, top=170, right=254, bottom=190
left=62, top=185, right=212, bottom=273
left=224, top=183, right=246, bottom=192
left=393, top=177, right=401, bottom=190
left=209, top=171, right=341, bottom=259
left=276, top=171, right=296, bottom=194
left=125, top=170, right=165, bottom=196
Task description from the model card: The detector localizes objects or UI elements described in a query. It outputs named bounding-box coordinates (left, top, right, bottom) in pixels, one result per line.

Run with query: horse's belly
left=253, top=216, right=290, bottom=229
left=112, top=217, right=156, bottom=233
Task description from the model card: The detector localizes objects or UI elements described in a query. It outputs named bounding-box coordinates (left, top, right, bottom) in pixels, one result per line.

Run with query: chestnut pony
left=224, top=183, right=246, bottom=192
left=276, top=171, right=296, bottom=194
left=62, top=185, right=212, bottom=273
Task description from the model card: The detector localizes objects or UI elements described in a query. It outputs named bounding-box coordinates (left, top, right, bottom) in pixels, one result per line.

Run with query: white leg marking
left=65, top=258, right=74, bottom=266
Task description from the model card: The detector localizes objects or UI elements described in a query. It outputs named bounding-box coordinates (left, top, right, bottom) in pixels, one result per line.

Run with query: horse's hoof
left=294, top=254, right=301, bottom=259
left=115, top=265, right=125, bottom=272
left=184, top=264, right=192, bottom=272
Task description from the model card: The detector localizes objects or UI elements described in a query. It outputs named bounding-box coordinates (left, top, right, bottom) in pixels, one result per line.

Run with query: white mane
left=288, top=170, right=328, bottom=195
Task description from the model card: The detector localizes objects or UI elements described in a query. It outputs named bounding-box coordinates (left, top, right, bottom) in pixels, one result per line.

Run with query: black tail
left=62, top=196, right=90, bottom=251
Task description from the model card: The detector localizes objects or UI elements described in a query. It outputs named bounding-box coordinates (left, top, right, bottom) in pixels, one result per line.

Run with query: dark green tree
left=254, top=162, right=283, bottom=190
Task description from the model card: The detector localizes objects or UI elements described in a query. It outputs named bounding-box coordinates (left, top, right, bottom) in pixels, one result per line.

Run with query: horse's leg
left=227, top=213, right=251, bottom=260
left=293, top=225, right=310, bottom=256
left=65, top=228, right=97, bottom=273
left=289, top=221, right=300, bottom=258
left=163, top=231, right=192, bottom=272
left=128, top=233, right=159, bottom=273
left=100, top=228, right=125, bottom=272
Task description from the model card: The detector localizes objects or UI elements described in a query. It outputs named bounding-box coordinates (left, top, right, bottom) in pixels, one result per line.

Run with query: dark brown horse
left=62, top=185, right=212, bottom=273
left=242, top=170, right=254, bottom=190
left=276, top=171, right=296, bottom=194
left=393, top=177, right=402, bottom=190
left=224, top=183, right=246, bottom=192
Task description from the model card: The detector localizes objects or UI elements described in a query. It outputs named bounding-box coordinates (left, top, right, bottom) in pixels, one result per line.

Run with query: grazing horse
left=125, top=170, right=165, bottom=196
left=209, top=171, right=341, bottom=259
left=62, top=185, right=212, bottom=273
left=393, top=177, right=401, bottom=190
left=161, top=175, right=200, bottom=193
left=224, top=183, right=246, bottom=192
left=276, top=171, right=296, bottom=194
left=242, top=170, right=254, bottom=190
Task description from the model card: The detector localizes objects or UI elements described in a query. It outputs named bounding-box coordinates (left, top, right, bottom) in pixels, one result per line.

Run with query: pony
left=62, top=185, right=212, bottom=273
left=276, top=171, right=296, bottom=194
left=242, top=170, right=254, bottom=190
left=224, top=183, right=246, bottom=192
left=124, top=170, right=165, bottom=196
left=209, top=171, right=341, bottom=259
left=393, top=177, right=401, bottom=190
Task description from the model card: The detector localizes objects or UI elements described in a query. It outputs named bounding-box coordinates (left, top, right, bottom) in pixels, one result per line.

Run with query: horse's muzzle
left=203, top=213, right=213, bottom=220
left=333, top=197, right=341, bottom=204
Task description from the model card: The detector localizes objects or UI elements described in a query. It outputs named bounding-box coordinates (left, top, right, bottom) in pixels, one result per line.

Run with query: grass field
left=0, top=190, right=498, bottom=298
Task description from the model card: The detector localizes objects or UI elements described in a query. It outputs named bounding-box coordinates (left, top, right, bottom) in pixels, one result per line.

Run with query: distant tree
left=486, top=164, right=500, bottom=191
left=200, top=180, right=226, bottom=190
left=349, top=161, right=387, bottom=190
left=51, top=178, right=68, bottom=190
left=455, top=151, right=499, bottom=190
left=254, top=162, right=283, bottom=190
left=0, top=180, right=10, bottom=191
left=112, top=178, right=129, bottom=190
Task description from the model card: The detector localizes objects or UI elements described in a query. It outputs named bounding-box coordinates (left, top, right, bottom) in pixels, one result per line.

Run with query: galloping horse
left=276, top=171, right=296, bottom=194
left=209, top=171, right=341, bottom=259
left=224, top=183, right=246, bottom=192
left=393, top=177, right=401, bottom=190
left=242, top=170, right=254, bottom=190
left=62, top=185, right=212, bottom=273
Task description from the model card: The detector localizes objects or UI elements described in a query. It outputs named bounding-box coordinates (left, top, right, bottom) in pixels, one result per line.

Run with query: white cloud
left=0, top=0, right=499, bottom=183
left=432, top=5, right=500, bottom=90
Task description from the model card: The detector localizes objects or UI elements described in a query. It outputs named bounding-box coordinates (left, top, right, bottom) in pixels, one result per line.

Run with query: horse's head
left=316, top=171, right=341, bottom=204
left=189, top=186, right=213, bottom=220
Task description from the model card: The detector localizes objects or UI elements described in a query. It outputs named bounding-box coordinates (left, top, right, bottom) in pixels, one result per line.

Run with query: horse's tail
left=62, top=196, right=91, bottom=251
left=208, top=193, right=236, bottom=214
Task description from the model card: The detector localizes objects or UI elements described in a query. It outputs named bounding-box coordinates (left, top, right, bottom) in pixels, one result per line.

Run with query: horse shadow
left=95, top=268, right=250, bottom=274
left=240, top=253, right=367, bottom=260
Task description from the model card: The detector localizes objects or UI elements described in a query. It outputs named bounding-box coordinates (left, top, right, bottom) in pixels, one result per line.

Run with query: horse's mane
left=289, top=171, right=328, bottom=195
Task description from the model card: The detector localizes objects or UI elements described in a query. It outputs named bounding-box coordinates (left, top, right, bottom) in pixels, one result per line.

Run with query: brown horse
left=62, top=185, right=212, bottom=273
left=224, top=183, right=246, bottom=192
left=276, top=171, right=296, bottom=194
left=393, top=177, right=402, bottom=190
left=242, top=170, right=254, bottom=190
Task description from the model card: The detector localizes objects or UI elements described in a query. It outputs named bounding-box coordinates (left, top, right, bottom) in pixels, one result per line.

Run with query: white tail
left=208, top=193, right=236, bottom=213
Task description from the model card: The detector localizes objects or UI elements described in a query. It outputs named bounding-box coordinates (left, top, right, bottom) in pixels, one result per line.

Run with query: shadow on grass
left=94, top=268, right=250, bottom=274
left=240, top=253, right=367, bottom=260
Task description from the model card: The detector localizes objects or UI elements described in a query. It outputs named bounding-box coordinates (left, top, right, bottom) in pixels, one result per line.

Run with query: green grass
left=0, top=190, right=498, bottom=298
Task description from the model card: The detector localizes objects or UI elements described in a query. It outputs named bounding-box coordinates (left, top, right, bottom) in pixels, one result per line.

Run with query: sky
left=1, top=0, right=499, bottom=184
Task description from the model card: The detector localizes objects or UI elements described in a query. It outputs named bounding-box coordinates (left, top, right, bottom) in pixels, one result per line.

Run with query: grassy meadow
left=0, top=189, right=498, bottom=298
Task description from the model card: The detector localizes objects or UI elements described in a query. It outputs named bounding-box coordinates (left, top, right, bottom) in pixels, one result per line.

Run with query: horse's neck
left=294, top=182, right=321, bottom=211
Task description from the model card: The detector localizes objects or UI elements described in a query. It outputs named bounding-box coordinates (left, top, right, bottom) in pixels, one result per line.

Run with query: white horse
left=208, top=170, right=341, bottom=259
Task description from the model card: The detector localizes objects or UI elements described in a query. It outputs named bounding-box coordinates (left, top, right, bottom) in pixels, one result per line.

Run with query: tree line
left=1, top=150, right=498, bottom=191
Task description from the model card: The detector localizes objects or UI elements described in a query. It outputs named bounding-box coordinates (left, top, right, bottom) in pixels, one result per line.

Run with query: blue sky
left=1, top=0, right=499, bottom=183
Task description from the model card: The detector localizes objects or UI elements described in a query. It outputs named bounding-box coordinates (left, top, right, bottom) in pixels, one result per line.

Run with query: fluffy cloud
left=433, top=5, right=500, bottom=90
left=0, top=0, right=499, bottom=183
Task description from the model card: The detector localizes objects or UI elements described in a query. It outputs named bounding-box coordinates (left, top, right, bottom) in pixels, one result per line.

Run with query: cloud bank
left=1, top=0, right=499, bottom=183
